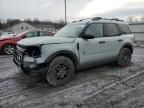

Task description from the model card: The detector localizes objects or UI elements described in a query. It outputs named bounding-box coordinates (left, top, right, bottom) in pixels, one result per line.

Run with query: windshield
left=55, top=24, right=85, bottom=38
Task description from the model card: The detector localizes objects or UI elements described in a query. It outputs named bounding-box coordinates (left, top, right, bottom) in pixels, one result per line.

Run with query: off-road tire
left=46, top=56, right=75, bottom=87
left=117, top=48, right=132, bottom=67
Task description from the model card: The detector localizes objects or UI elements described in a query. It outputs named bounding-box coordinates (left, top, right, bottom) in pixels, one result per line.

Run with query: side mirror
left=82, top=34, right=95, bottom=39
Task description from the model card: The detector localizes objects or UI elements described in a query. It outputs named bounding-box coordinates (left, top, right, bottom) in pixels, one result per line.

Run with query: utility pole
left=64, top=0, right=67, bottom=24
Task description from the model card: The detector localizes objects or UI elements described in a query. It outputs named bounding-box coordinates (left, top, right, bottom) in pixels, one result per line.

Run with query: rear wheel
left=117, top=48, right=132, bottom=67
left=3, top=44, right=15, bottom=55
left=46, top=56, right=75, bottom=87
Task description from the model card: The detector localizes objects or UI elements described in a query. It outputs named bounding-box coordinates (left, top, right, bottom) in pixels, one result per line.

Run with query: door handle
left=99, top=41, right=105, bottom=44
left=118, top=39, right=123, bottom=42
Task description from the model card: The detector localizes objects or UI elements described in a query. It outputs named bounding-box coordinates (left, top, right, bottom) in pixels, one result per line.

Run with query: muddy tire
left=3, top=44, right=15, bottom=55
left=117, top=48, right=132, bottom=67
left=46, top=56, right=75, bottom=87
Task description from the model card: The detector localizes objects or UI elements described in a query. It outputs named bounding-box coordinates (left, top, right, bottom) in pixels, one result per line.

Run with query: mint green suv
left=13, top=17, right=134, bottom=86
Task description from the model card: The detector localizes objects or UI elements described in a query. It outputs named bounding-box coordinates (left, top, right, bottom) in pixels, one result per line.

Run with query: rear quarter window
left=105, top=23, right=119, bottom=36
left=40, top=31, right=49, bottom=36
left=118, top=24, right=131, bottom=34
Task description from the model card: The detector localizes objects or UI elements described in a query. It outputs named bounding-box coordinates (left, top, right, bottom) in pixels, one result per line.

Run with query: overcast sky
left=0, top=0, right=144, bottom=21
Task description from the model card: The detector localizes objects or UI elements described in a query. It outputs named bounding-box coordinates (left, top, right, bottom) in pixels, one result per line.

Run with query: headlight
left=25, top=46, right=41, bottom=58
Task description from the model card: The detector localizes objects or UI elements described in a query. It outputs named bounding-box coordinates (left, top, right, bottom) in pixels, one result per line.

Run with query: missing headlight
left=26, top=46, right=41, bottom=58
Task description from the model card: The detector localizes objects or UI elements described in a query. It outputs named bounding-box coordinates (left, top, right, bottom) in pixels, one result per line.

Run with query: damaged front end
left=13, top=44, right=47, bottom=78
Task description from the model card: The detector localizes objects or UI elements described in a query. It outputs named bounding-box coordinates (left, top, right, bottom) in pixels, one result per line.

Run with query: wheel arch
left=121, top=43, right=133, bottom=54
left=45, top=50, right=79, bottom=68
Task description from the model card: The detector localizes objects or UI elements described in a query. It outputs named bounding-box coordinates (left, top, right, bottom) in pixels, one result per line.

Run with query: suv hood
left=17, top=36, right=75, bottom=46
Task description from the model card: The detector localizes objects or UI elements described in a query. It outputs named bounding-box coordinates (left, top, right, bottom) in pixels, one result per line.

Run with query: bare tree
left=0, top=17, right=66, bottom=31
left=7, top=19, right=21, bottom=27
left=140, top=16, right=144, bottom=21
left=127, top=16, right=135, bottom=23
left=33, top=18, right=40, bottom=24
left=24, top=18, right=32, bottom=23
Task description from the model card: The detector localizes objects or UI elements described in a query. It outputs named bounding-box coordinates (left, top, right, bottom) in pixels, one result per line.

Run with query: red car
left=0, top=30, right=55, bottom=55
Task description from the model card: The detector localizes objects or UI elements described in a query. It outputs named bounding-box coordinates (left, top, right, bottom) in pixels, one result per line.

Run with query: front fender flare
left=45, top=50, right=79, bottom=66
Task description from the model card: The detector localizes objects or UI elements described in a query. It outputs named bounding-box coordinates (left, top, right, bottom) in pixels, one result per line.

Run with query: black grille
left=14, top=49, right=22, bottom=62
left=16, top=45, right=26, bottom=52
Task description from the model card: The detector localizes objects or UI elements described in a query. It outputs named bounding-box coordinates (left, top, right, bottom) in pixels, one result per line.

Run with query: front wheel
left=46, top=56, right=75, bottom=87
left=117, top=48, right=132, bottom=67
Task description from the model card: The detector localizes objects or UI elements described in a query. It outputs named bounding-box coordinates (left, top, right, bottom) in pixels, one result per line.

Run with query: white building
left=5, top=22, right=55, bottom=33
left=129, top=23, right=144, bottom=42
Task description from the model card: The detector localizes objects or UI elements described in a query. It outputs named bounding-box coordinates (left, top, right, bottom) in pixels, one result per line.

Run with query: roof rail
left=92, top=17, right=103, bottom=20
left=72, top=21, right=78, bottom=23
left=110, top=18, right=123, bottom=21
left=92, top=17, right=123, bottom=22
left=79, top=18, right=92, bottom=21
left=72, top=17, right=123, bottom=23
left=72, top=18, right=91, bottom=23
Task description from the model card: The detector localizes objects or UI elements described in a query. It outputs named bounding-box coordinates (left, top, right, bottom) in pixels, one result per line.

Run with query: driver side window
left=85, top=23, right=103, bottom=38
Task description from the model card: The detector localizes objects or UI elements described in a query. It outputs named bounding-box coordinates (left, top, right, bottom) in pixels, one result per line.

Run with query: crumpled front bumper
left=13, top=57, right=48, bottom=78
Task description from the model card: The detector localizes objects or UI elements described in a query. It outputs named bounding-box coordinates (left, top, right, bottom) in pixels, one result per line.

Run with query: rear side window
left=40, top=31, right=48, bottom=36
left=85, top=23, right=103, bottom=38
left=105, top=23, right=119, bottom=36
left=26, top=32, right=38, bottom=38
left=118, top=24, right=131, bottom=34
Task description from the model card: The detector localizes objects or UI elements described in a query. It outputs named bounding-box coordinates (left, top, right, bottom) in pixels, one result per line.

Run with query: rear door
left=103, top=23, right=124, bottom=57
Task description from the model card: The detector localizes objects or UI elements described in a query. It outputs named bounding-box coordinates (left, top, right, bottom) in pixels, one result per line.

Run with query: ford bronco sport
left=13, top=17, right=134, bottom=86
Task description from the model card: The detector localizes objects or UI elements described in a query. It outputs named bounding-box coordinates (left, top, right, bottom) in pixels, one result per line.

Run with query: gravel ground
left=0, top=47, right=144, bottom=108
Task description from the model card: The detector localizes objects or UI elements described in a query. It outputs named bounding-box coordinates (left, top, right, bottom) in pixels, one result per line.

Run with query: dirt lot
left=0, top=47, right=144, bottom=108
